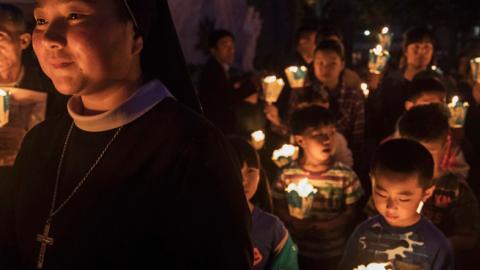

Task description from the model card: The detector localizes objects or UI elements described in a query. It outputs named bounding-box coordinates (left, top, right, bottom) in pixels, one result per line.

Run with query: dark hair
left=316, top=24, right=343, bottom=42
left=403, top=26, right=435, bottom=50
left=208, top=29, right=234, bottom=49
left=314, top=39, right=345, bottom=61
left=371, top=139, right=434, bottom=189
left=295, top=25, right=317, bottom=44
left=227, top=136, right=273, bottom=212
left=0, top=3, right=27, bottom=33
left=398, top=103, right=450, bottom=143
left=290, top=105, right=336, bottom=135
left=406, top=77, right=446, bottom=102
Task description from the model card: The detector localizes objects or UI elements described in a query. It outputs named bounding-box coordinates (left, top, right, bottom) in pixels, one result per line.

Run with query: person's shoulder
left=151, top=98, right=222, bottom=139
left=418, top=217, right=451, bottom=250
left=254, top=207, right=285, bottom=228
left=352, top=215, right=384, bottom=235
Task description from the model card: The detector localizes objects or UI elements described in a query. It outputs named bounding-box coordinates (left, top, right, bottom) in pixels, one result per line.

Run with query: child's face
left=241, top=162, right=260, bottom=201
left=372, top=172, right=434, bottom=227
left=295, top=124, right=336, bottom=164
left=406, top=92, right=446, bottom=110
left=419, top=139, right=447, bottom=179
left=313, top=50, right=344, bottom=86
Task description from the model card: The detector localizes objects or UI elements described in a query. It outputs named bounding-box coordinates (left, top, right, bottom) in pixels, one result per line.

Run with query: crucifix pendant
left=36, top=219, right=54, bottom=269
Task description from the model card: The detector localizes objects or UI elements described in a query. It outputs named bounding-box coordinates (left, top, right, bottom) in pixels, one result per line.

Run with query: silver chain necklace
left=35, top=122, right=122, bottom=269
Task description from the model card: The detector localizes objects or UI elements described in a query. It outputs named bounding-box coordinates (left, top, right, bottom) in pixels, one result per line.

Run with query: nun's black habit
left=0, top=1, right=252, bottom=269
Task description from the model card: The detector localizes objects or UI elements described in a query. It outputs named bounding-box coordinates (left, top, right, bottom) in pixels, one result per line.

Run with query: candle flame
left=371, top=44, right=383, bottom=56
left=264, top=75, right=277, bottom=84
left=354, top=262, right=389, bottom=270
left=287, top=66, right=299, bottom=73
left=285, top=178, right=317, bottom=198
left=431, top=65, right=437, bottom=71
left=381, top=27, right=389, bottom=34
left=251, top=130, right=265, bottom=142
left=452, top=96, right=459, bottom=105
left=473, top=57, right=480, bottom=64
left=0, top=89, right=7, bottom=96
left=361, top=83, right=369, bottom=97
left=272, top=144, right=298, bottom=160
left=300, top=66, right=307, bottom=72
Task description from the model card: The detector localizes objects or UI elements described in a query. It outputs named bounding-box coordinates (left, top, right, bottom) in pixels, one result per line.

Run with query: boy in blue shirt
left=339, top=139, right=454, bottom=270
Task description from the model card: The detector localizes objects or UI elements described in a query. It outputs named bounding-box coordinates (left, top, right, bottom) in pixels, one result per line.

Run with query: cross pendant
left=36, top=220, right=54, bottom=269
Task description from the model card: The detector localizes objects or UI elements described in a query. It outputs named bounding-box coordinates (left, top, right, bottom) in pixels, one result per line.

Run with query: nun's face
left=32, top=0, right=141, bottom=96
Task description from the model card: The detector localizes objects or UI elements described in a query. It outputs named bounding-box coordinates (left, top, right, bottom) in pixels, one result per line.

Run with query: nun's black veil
left=122, top=0, right=202, bottom=113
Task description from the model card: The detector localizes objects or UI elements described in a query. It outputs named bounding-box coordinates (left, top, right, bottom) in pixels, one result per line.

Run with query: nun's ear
left=131, top=28, right=144, bottom=56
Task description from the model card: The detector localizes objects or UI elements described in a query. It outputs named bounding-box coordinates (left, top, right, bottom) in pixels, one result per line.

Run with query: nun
left=0, top=0, right=252, bottom=269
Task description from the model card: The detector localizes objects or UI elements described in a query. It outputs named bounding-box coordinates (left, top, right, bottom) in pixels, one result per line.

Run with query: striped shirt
left=272, top=161, right=364, bottom=259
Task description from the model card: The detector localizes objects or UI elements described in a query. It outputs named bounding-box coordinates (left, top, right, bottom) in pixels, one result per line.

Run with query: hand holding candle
left=284, top=66, right=308, bottom=89
left=447, top=95, right=469, bottom=128
left=285, top=178, right=317, bottom=219
left=0, top=89, right=10, bottom=128
left=368, top=45, right=390, bottom=75
left=262, top=75, right=285, bottom=104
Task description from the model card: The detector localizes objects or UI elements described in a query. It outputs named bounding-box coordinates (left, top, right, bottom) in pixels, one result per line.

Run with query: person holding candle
left=228, top=136, right=299, bottom=270
left=271, top=105, right=363, bottom=270
left=367, top=27, right=438, bottom=144
left=339, top=139, right=454, bottom=270
left=0, top=1, right=253, bottom=269
left=396, top=105, right=480, bottom=267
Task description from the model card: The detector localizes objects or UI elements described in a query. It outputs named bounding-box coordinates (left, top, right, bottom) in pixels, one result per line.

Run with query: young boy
left=397, top=104, right=480, bottom=256
left=271, top=105, right=363, bottom=270
left=340, top=139, right=454, bottom=270
left=382, top=76, right=470, bottom=180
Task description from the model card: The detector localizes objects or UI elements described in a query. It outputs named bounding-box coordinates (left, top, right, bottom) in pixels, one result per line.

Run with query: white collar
left=68, top=79, right=174, bottom=132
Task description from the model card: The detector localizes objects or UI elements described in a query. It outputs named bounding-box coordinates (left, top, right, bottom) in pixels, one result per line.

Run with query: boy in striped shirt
left=272, top=105, right=364, bottom=270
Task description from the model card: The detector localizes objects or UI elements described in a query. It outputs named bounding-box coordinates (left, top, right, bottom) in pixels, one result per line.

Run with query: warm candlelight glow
left=263, top=76, right=285, bottom=104
left=451, top=95, right=459, bottom=106
left=285, top=178, right=317, bottom=198
left=251, top=130, right=265, bottom=142
left=0, top=89, right=10, bottom=128
left=264, top=75, right=278, bottom=84
left=448, top=95, right=469, bottom=128
left=285, top=65, right=308, bottom=88
left=372, top=44, right=383, bottom=56
left=354, top=262, right=389, bottom=270
left=381, top=27, right=389, bottom=34
left=272, top=144, right=298, bottom=160
left=361, top=83, right=369, bottom=97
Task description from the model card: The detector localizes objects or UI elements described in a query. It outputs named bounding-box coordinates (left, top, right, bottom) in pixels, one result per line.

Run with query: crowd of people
left=0, top=1, right=479, bottom=269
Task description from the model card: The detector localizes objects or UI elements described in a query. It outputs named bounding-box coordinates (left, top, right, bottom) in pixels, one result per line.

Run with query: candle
left=377, top=26, right=393, bottom=51
left=354, top=262, right=390, bottom=270
left=368, top=45, right=390, bottom=74
left=361, top=83, right=370, bottom=98
left=447, top=95, right=469, bottom=128
left=250, top=130, right=265, bottom=150
left=272, top=144, right=299, bottom=167
left=284, top=65, right=308, bottom=89
left=285, top=178, right=317, bottom=219
left=0, top=89, right=10, bottom=128
left=470, top=57, right=480, bottom=84
left=262, top=75, right=285, bottom=104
